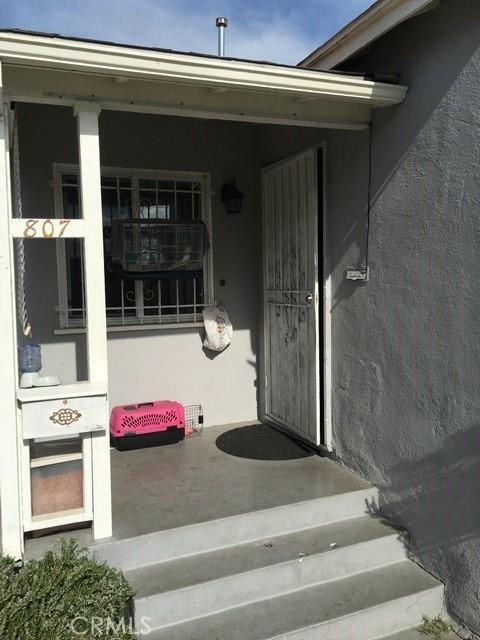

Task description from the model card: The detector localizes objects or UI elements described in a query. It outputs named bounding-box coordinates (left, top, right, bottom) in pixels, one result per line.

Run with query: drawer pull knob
left=49, top=408, right=82, bottom=426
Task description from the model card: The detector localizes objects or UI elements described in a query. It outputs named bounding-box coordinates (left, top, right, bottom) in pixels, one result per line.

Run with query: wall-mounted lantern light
left=221, top=179, right=244, bottom=214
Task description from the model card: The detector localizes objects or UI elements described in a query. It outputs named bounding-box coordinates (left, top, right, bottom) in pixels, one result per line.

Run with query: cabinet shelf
left=17, top=382, right=107, bottom=404
left=30, top=452, right=83, bottom=469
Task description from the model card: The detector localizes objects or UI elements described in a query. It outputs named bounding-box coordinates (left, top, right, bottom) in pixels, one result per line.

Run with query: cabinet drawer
left=22, top=395, right=107, bottom=440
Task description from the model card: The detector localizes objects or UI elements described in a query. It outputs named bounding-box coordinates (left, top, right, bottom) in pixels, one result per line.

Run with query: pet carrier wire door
left=110, top=219, right=207, bottom=280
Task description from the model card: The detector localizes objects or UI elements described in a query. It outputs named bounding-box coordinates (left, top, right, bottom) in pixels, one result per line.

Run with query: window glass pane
left=102, top=180, right=133, bottom=320
left=104, top=265, right=123, bottom=313
left=176, top=181, right=192, bottom=191
left=144, top=280, right=159, bottom=316
left=156, top=192, right=175, bottom=220
left=193, top=275, right=204, bottom=313
left=123, top=280, right=137, bottom=316
left=119, top=177, right=132, bottom=188
left=119, top=189, right=132, bottom=219
left=196, top=275, right=204, bottom=305
left=101, top=176, right=117, bottom=187
left=62, top=174, right=78, bottom=185
left=161, top=279, right=178, bottom=316
left=65, top=238, right=84, bottom=320
left=157, top=277, right=202, bottom=317
left=157, top=180, right=174, bottom=191
left=102, top=186, right=118, bottom=227
left=139, top=191, right=157, bottom=219
left=179, top=278, right=194, bottom=315
left=139, top=178, right=156, bottom=190
left=62, top=185, right=81, bottom=219
left=175, top=192, right=194, bottom=221
left=193, top=181, right=201, bottom=191
left=105, top=279, right=137, bottom=320
left=193, top=193, right=202, bottom=220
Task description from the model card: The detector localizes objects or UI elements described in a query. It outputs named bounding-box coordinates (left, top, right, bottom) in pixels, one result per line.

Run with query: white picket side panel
left=75, top=104, right=112, bottom=540
left=0, top=72, right=23, bottom=558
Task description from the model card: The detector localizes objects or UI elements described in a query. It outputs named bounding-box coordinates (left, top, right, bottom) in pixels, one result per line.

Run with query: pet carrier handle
left=138, top=402, right=154, bottom=408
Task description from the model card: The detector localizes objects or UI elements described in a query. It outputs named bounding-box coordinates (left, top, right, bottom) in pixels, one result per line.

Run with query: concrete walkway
left=111, top=423, right=370, bottom=538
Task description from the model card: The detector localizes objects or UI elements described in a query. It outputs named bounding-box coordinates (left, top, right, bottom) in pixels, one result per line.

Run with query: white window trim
left=53, top=163, right=214, bottom=331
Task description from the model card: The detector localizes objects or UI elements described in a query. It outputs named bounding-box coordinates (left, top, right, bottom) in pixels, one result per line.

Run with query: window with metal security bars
left=54, top=165, right=213, bottom=329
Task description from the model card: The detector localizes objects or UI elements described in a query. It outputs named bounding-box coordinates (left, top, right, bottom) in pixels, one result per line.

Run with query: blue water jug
left=19, top=344, right=42, bottom=374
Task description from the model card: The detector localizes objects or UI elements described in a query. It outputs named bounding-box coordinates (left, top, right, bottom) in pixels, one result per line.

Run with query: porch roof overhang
left=0, top=30, right=408, bottom=130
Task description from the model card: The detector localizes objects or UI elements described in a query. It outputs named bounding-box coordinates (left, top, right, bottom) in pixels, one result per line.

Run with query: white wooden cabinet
left=17, top=383, right=107, bottom=533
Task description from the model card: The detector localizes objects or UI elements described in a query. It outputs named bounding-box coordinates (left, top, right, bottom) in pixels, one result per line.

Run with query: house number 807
left=23, top=219, right=71, bottom=239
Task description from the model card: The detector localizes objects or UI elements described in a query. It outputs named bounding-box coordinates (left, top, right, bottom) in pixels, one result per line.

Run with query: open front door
left=262, top=147, right=322, bottom=446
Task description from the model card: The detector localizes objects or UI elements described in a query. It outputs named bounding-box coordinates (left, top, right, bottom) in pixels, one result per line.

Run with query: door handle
left=305, top=294, right=313, bottom=304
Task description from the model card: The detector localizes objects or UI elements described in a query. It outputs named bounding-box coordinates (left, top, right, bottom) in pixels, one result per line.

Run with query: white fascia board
left=300, top=0, right=437, bottom=69
left=0, top=31, right=406, bottom=107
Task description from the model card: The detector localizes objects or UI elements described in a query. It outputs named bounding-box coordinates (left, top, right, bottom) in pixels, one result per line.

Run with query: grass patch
left=0, top=539, right=134, bottom=639
left=420, top=615, right=453, bottom=639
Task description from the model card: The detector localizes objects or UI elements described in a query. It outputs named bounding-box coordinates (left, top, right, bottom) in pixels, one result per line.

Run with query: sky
left=0, top=0, right=374, bottom=65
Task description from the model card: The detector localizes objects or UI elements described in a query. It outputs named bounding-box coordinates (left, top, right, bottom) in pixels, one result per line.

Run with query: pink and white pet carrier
left=110, top=401, right=185, bottom=451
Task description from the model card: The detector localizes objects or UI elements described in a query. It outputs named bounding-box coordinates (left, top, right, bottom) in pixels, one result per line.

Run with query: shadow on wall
left=365, top=425, right=480, bottom=632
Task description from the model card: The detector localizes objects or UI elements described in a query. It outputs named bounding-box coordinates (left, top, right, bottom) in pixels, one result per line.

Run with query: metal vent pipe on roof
left=215, top=17, right=228, bottom=57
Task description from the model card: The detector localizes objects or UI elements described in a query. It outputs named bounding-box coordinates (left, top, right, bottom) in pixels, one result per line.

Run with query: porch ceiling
left=0, top=30, right=408, bottom=130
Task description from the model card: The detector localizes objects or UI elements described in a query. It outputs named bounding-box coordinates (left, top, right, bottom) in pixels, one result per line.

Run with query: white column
left=0, top=70, right=23, bottom=558
left=75, top=103, right=112, bottom=539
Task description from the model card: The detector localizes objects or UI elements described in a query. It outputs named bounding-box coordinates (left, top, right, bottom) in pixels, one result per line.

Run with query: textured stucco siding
left=324, top=0, right=480, bottom=633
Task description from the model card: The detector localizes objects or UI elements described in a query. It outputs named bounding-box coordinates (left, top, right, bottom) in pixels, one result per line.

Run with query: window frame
left=53, top=163, right=214, bottom=331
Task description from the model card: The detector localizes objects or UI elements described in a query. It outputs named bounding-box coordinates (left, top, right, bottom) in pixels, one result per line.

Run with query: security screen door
left=262, top=147, right=322, bottom=446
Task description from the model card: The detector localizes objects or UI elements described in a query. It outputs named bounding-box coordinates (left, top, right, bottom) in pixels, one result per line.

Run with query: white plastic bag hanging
left=202, top=304, right=233, bottom=352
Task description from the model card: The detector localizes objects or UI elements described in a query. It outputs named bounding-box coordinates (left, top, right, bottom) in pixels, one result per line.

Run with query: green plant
left=0, top=539, right=135, bottom=639
left=419, top=615, right=452, bottom=639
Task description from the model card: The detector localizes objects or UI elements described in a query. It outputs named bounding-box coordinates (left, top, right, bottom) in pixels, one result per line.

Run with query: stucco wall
left=315, top=0, right=480, bottom=633
left=18, top=106, right=261, bottom=426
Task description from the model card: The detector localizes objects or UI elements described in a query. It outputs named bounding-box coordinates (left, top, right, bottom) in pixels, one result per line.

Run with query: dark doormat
left=215, top=424, right=315, bottom=461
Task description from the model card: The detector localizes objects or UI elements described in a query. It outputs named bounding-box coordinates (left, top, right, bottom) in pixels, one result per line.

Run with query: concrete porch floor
left=24, top=423, right=370, bottom=559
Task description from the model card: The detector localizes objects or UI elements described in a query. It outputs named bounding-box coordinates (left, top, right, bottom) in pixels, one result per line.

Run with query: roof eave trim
left=300, top=0, right=436, bottom=69
left=0, top=31, right=407, bottom=107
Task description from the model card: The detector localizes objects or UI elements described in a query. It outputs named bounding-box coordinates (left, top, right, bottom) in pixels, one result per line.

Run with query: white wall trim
left=320, top=143, right=333, bottom=451
left=75, top=107, right=112, bottom=540
left=300, top=0, right=439, bottom=69
left=0, top=84, right=24, bottom=558
left=53, top=322, right=204, bottom=335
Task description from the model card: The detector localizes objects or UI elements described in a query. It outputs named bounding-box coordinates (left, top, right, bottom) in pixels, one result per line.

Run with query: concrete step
left=94, top=486, right=377, bottom=571
left=144, top=561, right=443, bottom=640
left=129, top=515, right=405, bottom=629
